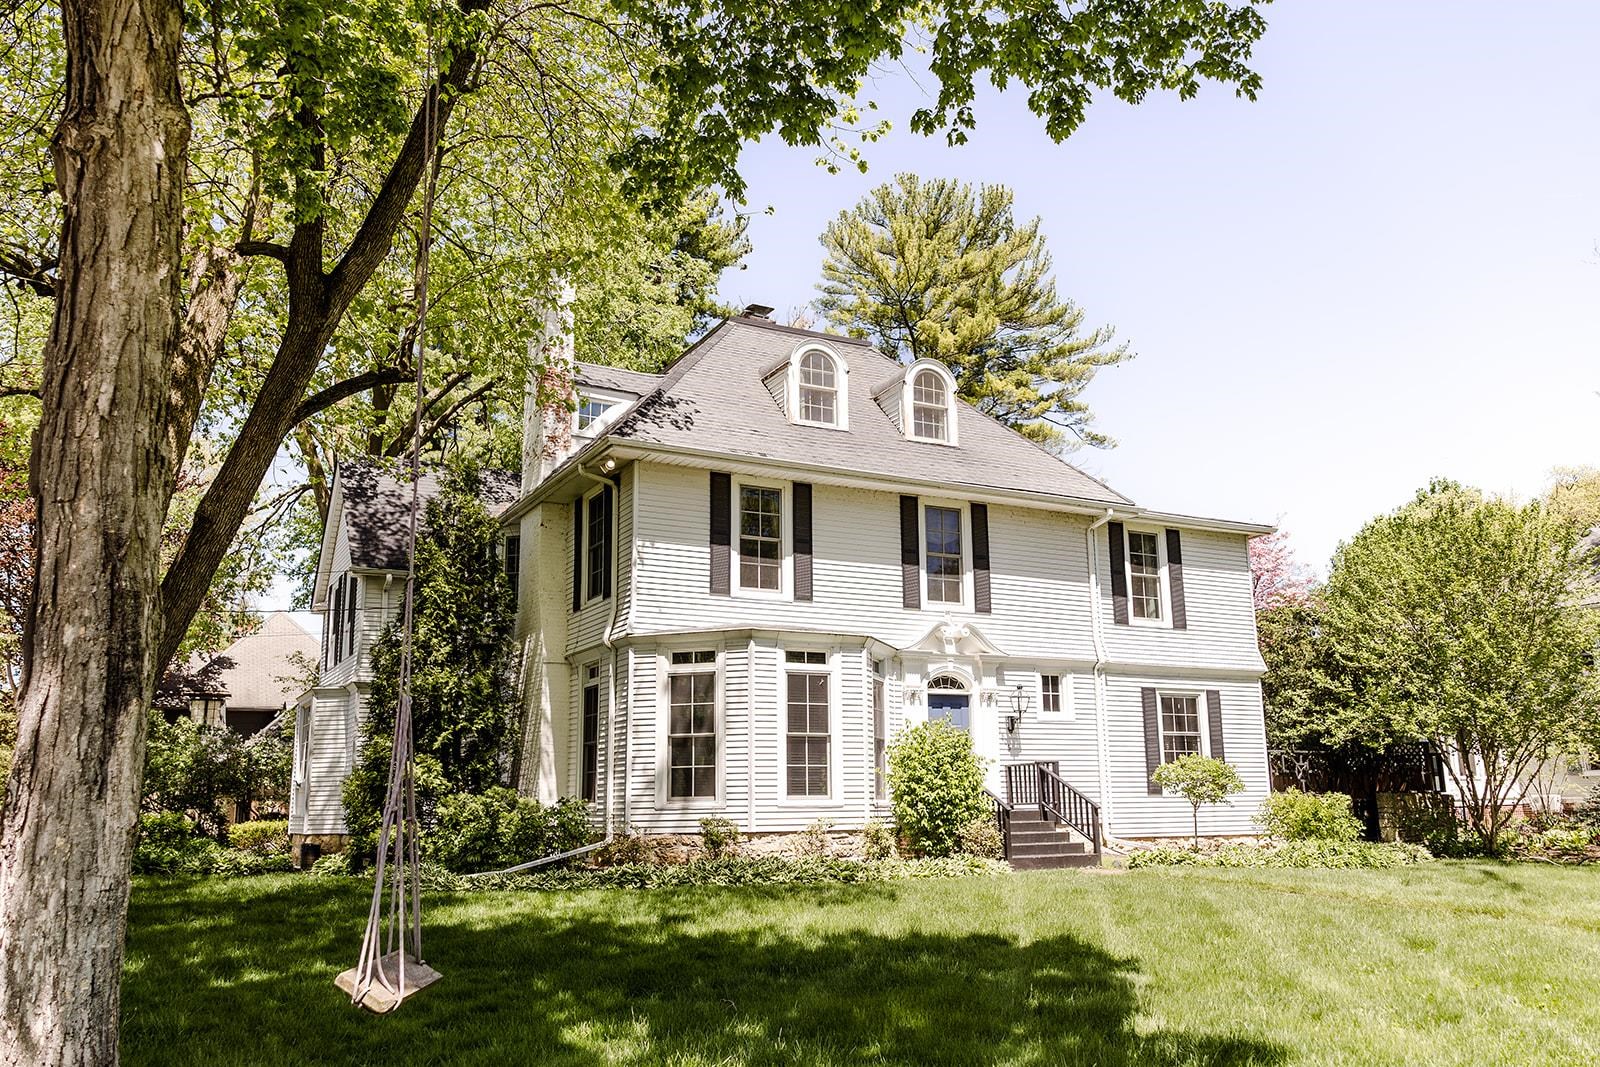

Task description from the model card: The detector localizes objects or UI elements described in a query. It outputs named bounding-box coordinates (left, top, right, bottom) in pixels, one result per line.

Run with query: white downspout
left=746, top=636, right=757, bottom=834
left=1087, top=508, right=1116, bottom=844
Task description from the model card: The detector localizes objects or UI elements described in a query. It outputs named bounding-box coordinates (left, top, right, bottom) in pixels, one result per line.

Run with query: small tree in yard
left=1152, top=755, right=1245, bottom=849
left=886, top=719, right=989, bottom=858
left=1316, top=481, right=1600, bottom=851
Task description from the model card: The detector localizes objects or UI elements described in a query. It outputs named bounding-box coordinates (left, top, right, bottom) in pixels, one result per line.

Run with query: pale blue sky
left=716, top=2, right=1600, bottom=572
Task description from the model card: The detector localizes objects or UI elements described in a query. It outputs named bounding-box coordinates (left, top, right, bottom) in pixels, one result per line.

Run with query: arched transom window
left=911, top=369, right=950, bottom=442
left=927, top=674, right=968, bottom=692
left=798, top=350, right=838, bottom=425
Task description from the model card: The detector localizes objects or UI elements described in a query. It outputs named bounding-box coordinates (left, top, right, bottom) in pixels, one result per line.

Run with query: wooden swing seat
left=335, top=951, right=442, bottom=1014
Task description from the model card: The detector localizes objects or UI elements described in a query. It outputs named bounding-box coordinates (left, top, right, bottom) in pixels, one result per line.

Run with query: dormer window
left=577, top=396, right=614, bottom=431
left=783, top=343, right=849, bottom=429
left=902, top=360, right=959, bottom=445
left=798, top=351, right=838, bottom=424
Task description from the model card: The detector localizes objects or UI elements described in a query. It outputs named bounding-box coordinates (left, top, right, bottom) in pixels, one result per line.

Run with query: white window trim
left=901, top=359, right=959, bottom=446
left=1124, top=526, right=1173, bottom=629
left=919, top=498, right=973, bottom=611
left=1155, top=689, right=1209, bottom=769
left=573, top=386, right=633, bottom=438
left=656, top=646, right=725, bottom=808
left=778, top=646, right=844, bottom=806
left=787, top=342, right=850, bottom=430
left=1036, top=670, right=1075, bottom=721
left=731, top=477, right=791, bottom=600
left=581, top=484, right=609, bottom=604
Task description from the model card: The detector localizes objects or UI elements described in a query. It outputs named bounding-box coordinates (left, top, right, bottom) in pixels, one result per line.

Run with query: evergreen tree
left=816, top=174, right=1131, bottom=451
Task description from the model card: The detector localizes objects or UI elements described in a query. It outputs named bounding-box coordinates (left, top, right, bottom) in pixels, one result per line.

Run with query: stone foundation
left=290, top=833, right=350, bottom=868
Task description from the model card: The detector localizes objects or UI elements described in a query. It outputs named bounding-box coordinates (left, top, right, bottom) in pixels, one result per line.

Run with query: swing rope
left=343, top=14, right=441, bottom=1012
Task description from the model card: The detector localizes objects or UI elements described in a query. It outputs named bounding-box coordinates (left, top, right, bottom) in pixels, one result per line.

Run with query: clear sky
left=715, top=1, right=1600, bottom=572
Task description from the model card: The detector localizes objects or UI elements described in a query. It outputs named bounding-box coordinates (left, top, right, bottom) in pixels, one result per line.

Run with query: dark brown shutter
left=346, top=575, right=358, bottom=654
left=1141, top=687, right=1162, bottom=795
left=571, top=502, right=583, bottom=612
left=709, top=472, right=731, bottom=595
left=1206, top=689, right=1226, bottom=762
left=1108, top=521, right=1129, bottom=625
left=899, top=495, right=920, bottom=610
left=793, top=482, right=813, bottom=602
left=971, top=502, right=991, bottom=614
left=332, top=581, right=345, bottom=662
left=601, top=485, right=615, bottom=599
left=1166, top=529, right=1187, bottom=629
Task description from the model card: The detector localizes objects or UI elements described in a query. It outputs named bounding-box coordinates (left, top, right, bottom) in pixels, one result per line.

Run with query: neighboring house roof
left=339, top=460, right=520, bottom=572
left=187, top=612, right=319, bottom=709
left=596, top=315, right=1131, bottom=506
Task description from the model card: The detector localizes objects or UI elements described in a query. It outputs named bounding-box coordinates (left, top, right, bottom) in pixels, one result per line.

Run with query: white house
left=294, top=306, right=1274, bottom=864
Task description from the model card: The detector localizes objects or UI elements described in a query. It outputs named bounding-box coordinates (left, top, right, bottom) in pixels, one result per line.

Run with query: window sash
left=1041, top=675, right=1062, bottom=714
left=1160, top=694, right=1203, bottom=763
left=668, top=670, right=717, bottom=798
left=872, top=669, right=886, bottom=801
left=581, top=681, right=600, bottom=802
left=738, top=485, right=782, bottom=591
left=911, top=372, right=948, bottom=440
left=577, top=397, right=612, bottom=430
left=924, top=505, right=963, bottom=603
left=1128, top=530, right=1163, bottom=620
left=785, top=671, right=830, bottom=797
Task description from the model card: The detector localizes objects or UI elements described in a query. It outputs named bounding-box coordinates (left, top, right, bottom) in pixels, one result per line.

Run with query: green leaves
left=817, top=173, right=1130, bottom=451
left=1151, top=754, right=1244, bottom=808
left=885, top=718, right=990, bottom=858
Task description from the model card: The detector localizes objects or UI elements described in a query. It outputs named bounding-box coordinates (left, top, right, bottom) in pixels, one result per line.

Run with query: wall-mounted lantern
left=1007, top=684, right=1031, bottom=735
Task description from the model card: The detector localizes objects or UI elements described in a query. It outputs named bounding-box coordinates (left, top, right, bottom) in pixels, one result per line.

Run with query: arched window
left=911, top=369, right=949, bottom=441
left=798, top=350, right=838, bottom=425
left=927, top=674, right=968, bottom=692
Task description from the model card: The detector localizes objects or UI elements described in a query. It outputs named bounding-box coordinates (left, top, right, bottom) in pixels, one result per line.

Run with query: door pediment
left=904, top=616, right=1007, bottom=658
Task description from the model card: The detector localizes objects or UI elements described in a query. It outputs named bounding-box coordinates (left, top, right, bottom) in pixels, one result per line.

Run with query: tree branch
left=235, top=239, right=290, bottom=262
left=0, top=249, right=57, bottom=298
left=385, top=375, right=500, bottom=458
left=0, top=385, right=40, bottom=399
left=292, top=366, right=412, bottom=424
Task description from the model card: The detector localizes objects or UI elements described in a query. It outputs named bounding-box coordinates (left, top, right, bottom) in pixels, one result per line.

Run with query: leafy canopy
left=817, top=174, right=1130, bottom=450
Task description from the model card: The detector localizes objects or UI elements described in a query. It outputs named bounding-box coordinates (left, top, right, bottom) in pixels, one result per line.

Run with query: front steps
left=1006, top=810, right=1100, bottom=870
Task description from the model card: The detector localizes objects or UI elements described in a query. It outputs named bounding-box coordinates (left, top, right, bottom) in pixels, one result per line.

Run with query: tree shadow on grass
left=123, top=877, right=1286, bottom=1067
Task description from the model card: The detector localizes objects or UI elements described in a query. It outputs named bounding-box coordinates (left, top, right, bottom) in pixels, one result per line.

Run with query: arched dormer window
left=787, top=343, right=849, bottom=429
left=903, top=360, right=958, bottom=445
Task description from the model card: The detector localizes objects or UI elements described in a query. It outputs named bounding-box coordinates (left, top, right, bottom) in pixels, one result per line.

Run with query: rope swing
left=333, top=24, right=443, bottom=1014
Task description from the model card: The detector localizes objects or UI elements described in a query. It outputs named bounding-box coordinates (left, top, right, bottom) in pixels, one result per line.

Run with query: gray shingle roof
left=340, top=460, right=520, bottom=571
left=576, top=362, right=663, bottom=395
left=192, top=612, right=319, bottom=709
left=604, top=317, right=1131, bottom=505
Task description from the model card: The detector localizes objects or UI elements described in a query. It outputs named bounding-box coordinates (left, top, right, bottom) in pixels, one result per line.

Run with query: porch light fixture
left=1007, top=684, right=1031, bottom=734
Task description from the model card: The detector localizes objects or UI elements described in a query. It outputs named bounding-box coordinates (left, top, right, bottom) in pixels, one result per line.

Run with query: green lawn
left=123, top=862, right=1600, bottom=1066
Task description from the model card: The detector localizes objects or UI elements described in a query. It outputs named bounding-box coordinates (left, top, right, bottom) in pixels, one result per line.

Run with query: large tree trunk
left=0, top=0, right=188, bottom=1061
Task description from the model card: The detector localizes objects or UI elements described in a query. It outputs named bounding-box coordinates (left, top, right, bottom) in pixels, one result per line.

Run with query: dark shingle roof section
left=607, top=318, right=1131, bottom=505
left=576, top=362, right=663, bottom=395
left=340, top=460, right=520, bottom=571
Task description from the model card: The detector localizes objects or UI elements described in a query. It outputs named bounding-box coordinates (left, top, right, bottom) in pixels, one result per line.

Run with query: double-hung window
left=667, top=651, right=717, bottom=799
left=1159, top=694, right=1203, bottom=763
left=581, top=664, right=600, bottom=802
left=585, top=490, right=608, bottom=602
left=924, top=505, right=963, bottom=604
left=911, top=370, right=949, bottom=442
left=785, top=650, right=830, bottom=797
left=503, top=534, right=521, bottom=590
left=1041, top=675, right=1063, bottom=715
left=1127, top=529, right=1164, bottom=621
left=738, top=485, right=782, bottom=591
left=797, top=351, right=838, bottom=425
left=872, top=660, right=887, bottom=801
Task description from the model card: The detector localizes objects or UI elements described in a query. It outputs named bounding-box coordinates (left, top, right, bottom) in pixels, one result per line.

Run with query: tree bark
left=0, top=0, right=189, bottom=1061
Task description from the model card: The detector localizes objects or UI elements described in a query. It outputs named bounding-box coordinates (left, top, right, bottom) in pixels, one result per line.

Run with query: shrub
left=595, top=832, right=654, bottom=867
left=309, top=851, right=354, bottom=878
left=428, top=789, right=593, bottom=873
left=861, top=819, right=896, bottom=861
left=1573, top=786, right=1600, bottom=830
left=452, top=855, right=1012, bottom=893
left=956, top=815, right=1003, bottom=859
left=133, top=812, right=223, bottom=875
left=228, top=819, right=289, bottom=856
left=1256, top=790, right=1363, bottom=843
left=1127, top=840, right=1431, bottom=870
left=793, top=818, right=834, bottom=858
left=886, top=719, right=989, bottom=857
left=699, top=817, right=742, bottom=858
left=1151, top=755, right=1246, bottom=848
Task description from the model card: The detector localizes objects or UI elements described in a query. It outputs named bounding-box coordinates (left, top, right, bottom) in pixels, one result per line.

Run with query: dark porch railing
left=999, top=761, right=1102, bottom=861
left=983, top=789, right=1013, bottom=859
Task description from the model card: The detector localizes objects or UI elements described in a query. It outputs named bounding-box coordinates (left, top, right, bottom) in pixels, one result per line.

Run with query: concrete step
left=1011, top=852, right=1101, bottom=870
left=1008, top=840, right=1088, bottom=858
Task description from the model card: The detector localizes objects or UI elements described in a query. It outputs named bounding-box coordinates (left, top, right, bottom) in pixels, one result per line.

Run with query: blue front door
left=929, top=693, right=971, bottom=731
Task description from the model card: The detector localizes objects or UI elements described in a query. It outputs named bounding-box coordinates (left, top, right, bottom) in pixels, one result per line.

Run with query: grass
left=123, top=862, right=1600, bottom=1066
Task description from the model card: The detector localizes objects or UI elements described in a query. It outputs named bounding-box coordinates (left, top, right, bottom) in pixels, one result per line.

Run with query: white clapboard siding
left=1103, top=675, right=1270, bottom=838
left=1095, top=526, right=1265, bottom=673
left=566, top=477, right=633, bottom=656
left=630, top=462, right=1098, bottom=660
left=300, top=687, right=362, bottom=836
left=991, top=669, right=1103, bottom=805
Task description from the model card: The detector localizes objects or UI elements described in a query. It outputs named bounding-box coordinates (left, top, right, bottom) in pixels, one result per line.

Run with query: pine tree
left=816, top=174, right=1131, bottom=451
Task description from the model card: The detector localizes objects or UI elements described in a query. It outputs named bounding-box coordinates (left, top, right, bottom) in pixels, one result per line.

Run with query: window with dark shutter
left=346, top=576, right=358, bottom=657
left=1206, top=689, right=1226, bottom=762
left=1166, top=529, right=1187, bottom=629
left=601, top=486, right=614, bottom=599
left=899, top=495, right=921, bottom=609
left=585, top=490, right=607, bottom=602
left=793, top=482, right=813, bottom=601
left=1141, top=687, right=1161, bottom=794
left=1108, top=521, right=1129, bottom=625
left=332, top=580, right=345, bottom=662
left=581, top=666, right=600, bottom=802
left=971, top=502, right=991, bottom=613
left=709, top=472, right=731, bottom=595
left=571, top=503, right=583, bottom=612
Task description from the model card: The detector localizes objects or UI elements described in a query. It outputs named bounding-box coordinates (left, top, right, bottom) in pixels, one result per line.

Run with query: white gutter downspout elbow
left=1087, top=508, right=1115, bottom=845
